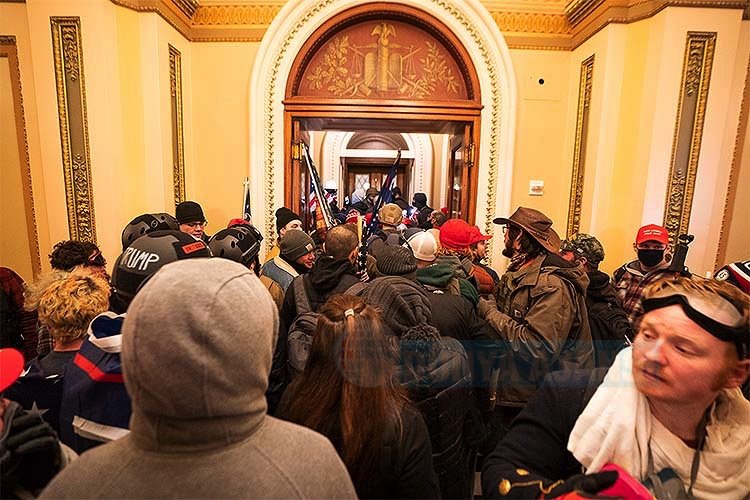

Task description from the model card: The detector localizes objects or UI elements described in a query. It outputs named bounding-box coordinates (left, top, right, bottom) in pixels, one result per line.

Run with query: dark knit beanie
left=280, top=230, right=315, bottom=261
left=175, top=201, right=206, bottom=225
left=365, top=276, right=432, bottom=335
left=376, top=246, right=417, bottom=280
left=275, top=207, right=301, bottom=233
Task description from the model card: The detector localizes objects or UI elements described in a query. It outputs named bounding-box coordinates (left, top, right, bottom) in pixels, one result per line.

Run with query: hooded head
left=121, top=258, right=279, bottom=452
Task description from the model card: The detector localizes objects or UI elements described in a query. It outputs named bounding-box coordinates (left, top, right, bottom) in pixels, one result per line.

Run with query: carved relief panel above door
left=299, top=20, right=467, bottom=100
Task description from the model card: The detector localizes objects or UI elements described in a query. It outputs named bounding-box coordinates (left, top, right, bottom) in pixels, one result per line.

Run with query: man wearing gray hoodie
left=42, top=259, right=356, bottom=499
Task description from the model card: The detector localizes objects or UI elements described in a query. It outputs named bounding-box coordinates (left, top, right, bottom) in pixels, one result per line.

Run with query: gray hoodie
left=42, top=259, right=356, bottom=499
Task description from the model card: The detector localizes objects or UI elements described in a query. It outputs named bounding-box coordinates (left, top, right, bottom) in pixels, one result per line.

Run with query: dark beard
left=502, top=238, right=515, bottom=258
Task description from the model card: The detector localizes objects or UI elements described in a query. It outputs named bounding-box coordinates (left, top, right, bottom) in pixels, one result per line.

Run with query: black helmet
left=208, top=225, right=263, bottom=267
left=121, top=213, right=179, bottom=250
left=111, top=230, right=211, bottom=312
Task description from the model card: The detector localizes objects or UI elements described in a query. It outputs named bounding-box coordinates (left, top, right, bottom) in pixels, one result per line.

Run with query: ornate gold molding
left=715, top=46, right=750, bottom=268
left=489, top=11, right=570, bottom=34
left=108, top=0, right=747, bottom=50
left=172, top=0, right=199, bottom=18
left=169, top=44, right=186, bottom=206
left=193, top=4, right=282, bottom=25
left=663, top=31, right=715, bottom=244
left=51, top=17, right=97, bottom=243
left=0, top=35, right=42, bottom=275
left=567, top=54, right=594, bottom=238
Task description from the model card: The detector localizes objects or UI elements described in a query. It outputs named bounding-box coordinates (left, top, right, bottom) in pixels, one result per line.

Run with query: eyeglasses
left=501, top=225, right=508, bottom=235
left=184, top=221, right=207, bottom=228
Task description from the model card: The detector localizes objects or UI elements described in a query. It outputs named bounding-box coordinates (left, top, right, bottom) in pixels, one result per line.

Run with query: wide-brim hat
left=493, top=206, right=561, bottom=253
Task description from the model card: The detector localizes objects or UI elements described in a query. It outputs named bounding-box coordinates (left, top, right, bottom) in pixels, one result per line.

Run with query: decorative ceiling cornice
left=107, top=0, right=748, bottom=49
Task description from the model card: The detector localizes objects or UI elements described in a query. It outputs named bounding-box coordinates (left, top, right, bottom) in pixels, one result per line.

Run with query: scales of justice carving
left=305, top=22, right=464, bottom=99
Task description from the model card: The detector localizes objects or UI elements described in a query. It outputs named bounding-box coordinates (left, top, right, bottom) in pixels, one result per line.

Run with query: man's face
left=501, top=225, right=517, bottom=258
left=279, top=220, right=303, bottom=239
left=632, top=304, right=739, bottom=407
left=560, top=250, right=576, bottom=264
left=180, top=221, right=206, bottom=240
left=296, top=251, right=316, bottom=270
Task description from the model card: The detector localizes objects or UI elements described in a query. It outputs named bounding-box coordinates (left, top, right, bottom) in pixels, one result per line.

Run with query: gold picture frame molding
left=566, top=54, right=594, bottom=238
left=663, top=31, right=716, bottom=244
left=51, top=16, right=97, bottom=243
left=169, top=44, right=186, bottom=206
left=0, top=35, right=42, bottom=276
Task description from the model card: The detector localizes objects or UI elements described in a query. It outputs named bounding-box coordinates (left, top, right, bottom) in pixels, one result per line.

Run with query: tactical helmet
left=208, top=225, right=263, bottom=267
left=111, top=230, right=211, bottom=312
left=121, top=213, right=179, bottom=250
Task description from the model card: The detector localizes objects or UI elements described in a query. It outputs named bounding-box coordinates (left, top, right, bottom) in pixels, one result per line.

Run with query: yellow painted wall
left=0, top=56, right=34, bottom=281
left=507, top=49, right=572, bottom=230
left=724, top=23, right=750, bottom=264
left=190, top=42, right=260, bottom=230
left=5, top=0, right=749, bottom=280
left=0, top=2, right=50, bottom=277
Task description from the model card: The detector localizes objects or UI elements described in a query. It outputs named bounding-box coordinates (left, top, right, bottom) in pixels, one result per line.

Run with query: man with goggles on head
left=482, top=276, right=750, bottom=499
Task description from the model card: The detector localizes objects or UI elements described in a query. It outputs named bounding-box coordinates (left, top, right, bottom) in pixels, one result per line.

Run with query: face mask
left=638, top=249, right=664, bottom=268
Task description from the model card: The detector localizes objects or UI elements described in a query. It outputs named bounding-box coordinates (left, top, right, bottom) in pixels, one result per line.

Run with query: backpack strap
left=613, top=265, right=627, bottom=284
left=344, top=281, right=368, bottom=297
left=293, top=277, right=313, bottom=315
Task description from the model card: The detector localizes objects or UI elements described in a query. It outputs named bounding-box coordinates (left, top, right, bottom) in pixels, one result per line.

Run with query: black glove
left=0, top=403, right=61, bottom=497
left=547, top=470, right=619, bottom=498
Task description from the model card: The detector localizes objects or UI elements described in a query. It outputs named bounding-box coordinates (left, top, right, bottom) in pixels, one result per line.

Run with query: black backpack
left=586, top=296, right=634, bottom=367
left=286, top=278, right=367, bottom=378
left=0, top=286, right=24, bottom=351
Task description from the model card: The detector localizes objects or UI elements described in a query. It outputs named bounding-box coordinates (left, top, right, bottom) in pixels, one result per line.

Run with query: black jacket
left=586, top=271, right=634, bottom=367
left=482, top=368, right=607, bottom=499
left=398, top=336, right=477, bottom=499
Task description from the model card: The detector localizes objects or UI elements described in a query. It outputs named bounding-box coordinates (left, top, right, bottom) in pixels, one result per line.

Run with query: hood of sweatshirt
left=308, top=256, right=357, bottom=294
left=121, top=258, right=279, bottom=453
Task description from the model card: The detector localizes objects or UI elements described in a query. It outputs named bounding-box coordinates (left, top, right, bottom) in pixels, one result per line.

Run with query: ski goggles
left=642, top=290, right=749, bottom=359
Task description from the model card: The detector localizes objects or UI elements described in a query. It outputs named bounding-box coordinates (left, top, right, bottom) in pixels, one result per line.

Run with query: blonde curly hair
left=37, top=273, right=110, bottom=345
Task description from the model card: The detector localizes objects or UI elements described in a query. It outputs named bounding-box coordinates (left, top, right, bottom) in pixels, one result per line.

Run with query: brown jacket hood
left=122, top=258, right=279, bottom=452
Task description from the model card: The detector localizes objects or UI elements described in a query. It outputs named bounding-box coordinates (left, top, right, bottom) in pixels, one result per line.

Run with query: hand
left=478, top=296, right=498, bottom=318
left=1, top=405, right=61, bottom=494
left=546, top=471, right=619, bottom=498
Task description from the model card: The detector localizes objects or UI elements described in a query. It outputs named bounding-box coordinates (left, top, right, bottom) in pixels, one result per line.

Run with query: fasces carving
left=51, top=17, right=97, bottom=243
left=664, top=32, right=715, bottom=244
left=301, top=21, right=465, bottom=99
left=169, top=45, right=186, bottom=206
left=567, top=55, right=594, bottom=238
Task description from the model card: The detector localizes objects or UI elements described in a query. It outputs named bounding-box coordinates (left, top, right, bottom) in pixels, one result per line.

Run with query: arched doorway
left=284, top=3, right=481, bottom=227
left=249, top=0, right=517, bottom=263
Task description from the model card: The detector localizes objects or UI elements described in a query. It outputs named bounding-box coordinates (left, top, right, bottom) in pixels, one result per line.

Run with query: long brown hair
left=280, top=294, right=406, bottom=485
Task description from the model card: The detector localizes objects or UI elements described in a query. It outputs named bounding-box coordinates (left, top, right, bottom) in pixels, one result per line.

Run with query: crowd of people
left=0, top=189, right=749, bottom=499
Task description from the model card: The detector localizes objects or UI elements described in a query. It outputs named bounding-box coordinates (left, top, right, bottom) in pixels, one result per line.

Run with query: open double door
left=287, top=116, right=478, bottom=230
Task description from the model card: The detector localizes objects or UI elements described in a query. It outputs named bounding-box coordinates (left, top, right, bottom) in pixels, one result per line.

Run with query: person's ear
left=633, top=242, right=638, bottom=252
left=723, top=358, right=750, bottom=390
left=578, top=256, right=588, bottom=268
left=348, top=247, right=359, bottom=264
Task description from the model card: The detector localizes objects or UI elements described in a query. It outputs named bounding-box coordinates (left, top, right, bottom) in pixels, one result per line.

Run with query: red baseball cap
left=469, top=225, right=492, bottom=245
left=636, top=224, right=669, bottom=246
left=0, top=348, right=24, bottom=393
left=440, top=219, right=474, bottom=250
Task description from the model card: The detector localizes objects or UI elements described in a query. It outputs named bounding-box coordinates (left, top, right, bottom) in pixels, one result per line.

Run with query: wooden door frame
left=285, top=110, right=480, bottom=224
